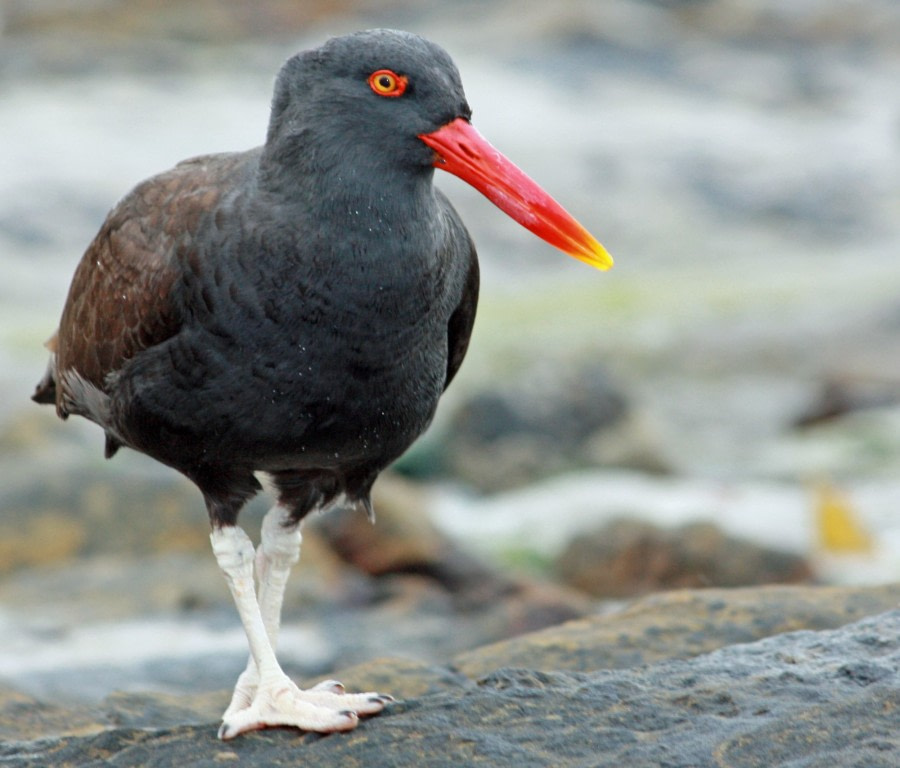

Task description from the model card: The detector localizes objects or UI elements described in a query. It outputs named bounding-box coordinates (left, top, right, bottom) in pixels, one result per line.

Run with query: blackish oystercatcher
left=32, top=29, right=612, bottom=739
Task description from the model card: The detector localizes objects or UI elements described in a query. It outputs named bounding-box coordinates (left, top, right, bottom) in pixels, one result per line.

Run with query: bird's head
left=265, top=29, right=612, bottom=270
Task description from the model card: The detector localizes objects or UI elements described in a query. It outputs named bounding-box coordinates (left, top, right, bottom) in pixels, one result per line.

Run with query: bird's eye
left=368, top=69, right=408, bottom=98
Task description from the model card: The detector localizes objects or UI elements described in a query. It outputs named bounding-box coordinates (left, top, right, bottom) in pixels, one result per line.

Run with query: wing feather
left=444, top=248, right=479, bottom=391
left=49, top=153, right=246, bottom=420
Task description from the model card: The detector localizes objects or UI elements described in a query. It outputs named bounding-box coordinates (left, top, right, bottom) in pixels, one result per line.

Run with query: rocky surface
left=556, top=517, right=812, bottom=598
left=0, top=585, right=897, bottom=766
left=453, top=582, right=900, bottom=678
left=425, top=361, right=671, bottom=492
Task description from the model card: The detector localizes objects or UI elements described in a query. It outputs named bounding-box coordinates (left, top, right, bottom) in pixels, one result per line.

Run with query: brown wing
left=50, top=153, right=244, bottom=418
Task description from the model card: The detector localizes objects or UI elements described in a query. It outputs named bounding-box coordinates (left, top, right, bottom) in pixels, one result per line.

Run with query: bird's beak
left=419, top=117, right=612, bottom=270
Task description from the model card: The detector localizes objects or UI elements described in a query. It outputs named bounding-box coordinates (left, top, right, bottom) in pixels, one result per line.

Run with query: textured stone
left=2, top=609, right=897, bottom=767
left=102, top=690, right=228, bottom=731
left=454, top=582, right=900, bottom=678
left=301, top=657, right=472, bottom=702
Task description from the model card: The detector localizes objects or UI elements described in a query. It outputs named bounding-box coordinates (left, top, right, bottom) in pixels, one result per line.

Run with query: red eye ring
left=368, top=69, right=408, bottom=98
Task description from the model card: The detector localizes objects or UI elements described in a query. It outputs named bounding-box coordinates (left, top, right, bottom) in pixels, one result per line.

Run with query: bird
left=32, top=28, right=612, bottom=740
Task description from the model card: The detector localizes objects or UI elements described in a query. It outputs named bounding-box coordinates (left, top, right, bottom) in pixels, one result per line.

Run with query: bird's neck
left=258, top=139, right=438, bottom=240
left=260, top=122, right=430, bottom=197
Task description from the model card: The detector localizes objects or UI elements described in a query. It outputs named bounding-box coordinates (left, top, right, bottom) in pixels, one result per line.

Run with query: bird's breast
left=167, top=244, right=454, bottom=468
left=112, top=186, right=468, bottom=473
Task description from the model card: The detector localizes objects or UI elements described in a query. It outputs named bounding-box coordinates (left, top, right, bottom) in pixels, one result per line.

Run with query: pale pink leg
left=210, top=517, right=391, bottom=740
left=221, top=504, right=301, bottom=718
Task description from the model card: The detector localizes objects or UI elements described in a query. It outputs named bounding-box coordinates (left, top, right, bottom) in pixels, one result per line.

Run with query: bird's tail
left=32, top=332, right=59, bottom=405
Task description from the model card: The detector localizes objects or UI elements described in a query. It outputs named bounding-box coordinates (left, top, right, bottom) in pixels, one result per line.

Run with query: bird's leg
left=257, top=504, right=301, bottom=645
left=221, top=504, right=301, bottom=718
left=210, top=522, right=392, bottom=740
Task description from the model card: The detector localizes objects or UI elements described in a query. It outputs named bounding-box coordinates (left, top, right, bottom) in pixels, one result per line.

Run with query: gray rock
left=432, top=362, right=668, bottom=491
left=556, top=517, right=813, bottom=598
left=2, top=609, right=897, bottom=767
left=454, top=582, right=900, bottom=678
left=793, top=373, right=900, bottom=429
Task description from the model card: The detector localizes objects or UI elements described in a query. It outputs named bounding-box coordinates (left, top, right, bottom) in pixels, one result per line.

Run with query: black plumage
left=32, top=29, right=610, bottom=739
left=36, top=30, right=478, bottom=528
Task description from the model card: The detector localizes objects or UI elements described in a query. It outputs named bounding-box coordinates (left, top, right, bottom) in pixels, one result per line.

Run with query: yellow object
left=813, top=482, right=874, bottom=554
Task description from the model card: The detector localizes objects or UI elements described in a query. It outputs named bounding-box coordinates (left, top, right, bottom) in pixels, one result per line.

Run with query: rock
left=453, top=582, right=900, bottom=678
left=301, top=657, right=472, bottom=702
left=1, top=600, right=897, bottom=767
left=0, top=426, right=212, bottom=574
left=2, top=413, right=525, bottom=612
left=0, top=550, right=593, bottom=711
left=5, top=412, right=593, bottom=630
left=0, top=554, right=225, bottom=624
left=433, top=361, right=668, bottom=491
left=0, top=461, right=596, bottom=712
left=0, top=517, right=593, bottom=712
left=0, top=683, right=103, bottom=742
left=102, top=689, right=228, bottom=731
left=312, top=473, right=591, bottom=612
left=555, top=517, right=813, bottom=598
left=794, top=376, right=900, bottom=428
left=311, top=473, right=594, bottom=649
left=312, top=474, right=498, bottom=592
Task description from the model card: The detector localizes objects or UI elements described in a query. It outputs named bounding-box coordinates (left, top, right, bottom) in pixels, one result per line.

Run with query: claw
left=218, top=720, right=264, bottom=741
left=311, top=679, right=346, bottom=695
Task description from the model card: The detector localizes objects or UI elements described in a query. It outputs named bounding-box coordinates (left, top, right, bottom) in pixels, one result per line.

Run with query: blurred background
left=1, top=0, right=899, bottom=706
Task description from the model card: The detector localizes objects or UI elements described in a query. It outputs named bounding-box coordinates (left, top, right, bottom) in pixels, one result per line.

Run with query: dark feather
left=35, top=32, right=479, bottom=531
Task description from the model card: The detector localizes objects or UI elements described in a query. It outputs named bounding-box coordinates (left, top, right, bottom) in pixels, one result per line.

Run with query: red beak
left=419, top=118, right=612, bottom=270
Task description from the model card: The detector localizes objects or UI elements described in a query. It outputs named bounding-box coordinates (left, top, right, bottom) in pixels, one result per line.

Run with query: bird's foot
left=218, top=676, right=393, bottom=740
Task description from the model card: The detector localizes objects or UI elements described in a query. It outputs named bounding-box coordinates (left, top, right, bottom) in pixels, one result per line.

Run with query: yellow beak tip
left=580, top=242, right=613, bottom=270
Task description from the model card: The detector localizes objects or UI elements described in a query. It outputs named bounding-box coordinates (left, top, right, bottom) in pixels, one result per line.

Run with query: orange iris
left=368, top=69, right=408, bottom=98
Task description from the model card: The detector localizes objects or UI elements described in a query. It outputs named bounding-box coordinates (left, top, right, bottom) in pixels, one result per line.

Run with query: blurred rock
left=1, top=588, right=897, bottom=767
left=0, top=554, right=223, bottom=624
left=290, top=476, right=597, bottom=662
left=0, top=682, right=102, bottom=742
left=313, top=474, right=495, bottom=590
left=4, top=412, right=593, bottom=628
left=794, top=376, right=900, bottom=428
left=312, top=473, right=595, bottom=632
left=0, top=465, right=593, bottom=708
left=102, top=689, right=228, bottom=730
left=0, top=411, right=212, bottom=573
left=0, top=469, right=209, bottom=574
left=435, top=361, right=667, bottom=491
left=555, top=517, right=813, bottom=598
left=310, top=476, right=593, bottom=634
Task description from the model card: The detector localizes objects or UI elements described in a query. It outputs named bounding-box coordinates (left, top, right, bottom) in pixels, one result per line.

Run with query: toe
left=310, top=679, right=346, bottom=694
left=290, top=689, right=388, bottom=717
left=218, top=716, right=266, bottom=741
